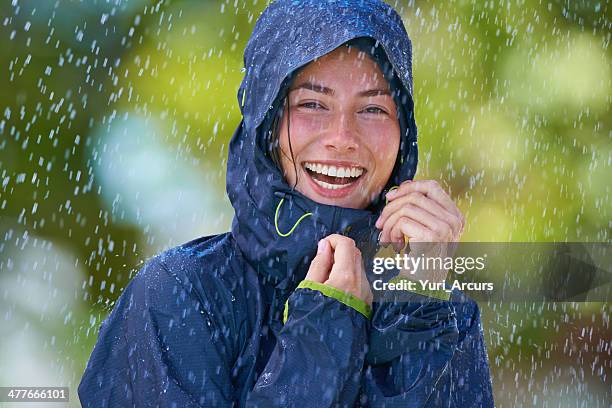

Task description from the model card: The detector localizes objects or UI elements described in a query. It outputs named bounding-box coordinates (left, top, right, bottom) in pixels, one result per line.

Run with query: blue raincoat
left=79, top=1, right=494, bottom=406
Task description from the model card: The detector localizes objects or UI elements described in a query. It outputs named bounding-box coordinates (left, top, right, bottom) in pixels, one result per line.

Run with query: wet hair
left=268, top=95, right=296, bottom=187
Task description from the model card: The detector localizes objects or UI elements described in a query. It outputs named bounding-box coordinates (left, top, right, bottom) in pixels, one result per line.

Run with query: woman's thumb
left=305, top=239, right=333, bottom=283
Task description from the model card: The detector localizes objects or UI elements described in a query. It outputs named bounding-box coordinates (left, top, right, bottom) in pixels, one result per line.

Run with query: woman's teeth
left=304, top=162, right=364, bottom=178
left=312, top=179, right=348, bottom=190
left=303, top=162, right=364, bottom=190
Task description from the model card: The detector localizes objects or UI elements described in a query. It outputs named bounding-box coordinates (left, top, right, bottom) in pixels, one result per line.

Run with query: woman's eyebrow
left=358, top=88, right=391, bottom=97
left=291, top=82, right=391, bottom=98
left=291, top=82, right=334, bottom=95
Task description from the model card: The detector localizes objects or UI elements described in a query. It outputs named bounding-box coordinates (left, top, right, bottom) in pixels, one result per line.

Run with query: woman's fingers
left=306, top=234, right=376, bottom=297
left=304, top=239, right=333, bottom=283
left=377, top=180, right=465, bottom=243
left=322, top=234, right=372, bottom=305
left=387, top=216, right=431, bottom=244
left=378, top=193, right=458, bottom=244
left=377, top=191, right=448, bottom=232
left=325, top=234, right=357, bottom=273
left=385, top=180, right=464, bottom=225
left=375, top=180, right=463, bottom=284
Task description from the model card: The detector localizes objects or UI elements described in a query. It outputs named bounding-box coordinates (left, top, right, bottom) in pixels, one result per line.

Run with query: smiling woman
left=78, top=1, right=493, bottom=407
left=275, top=44, right=400, bottom=209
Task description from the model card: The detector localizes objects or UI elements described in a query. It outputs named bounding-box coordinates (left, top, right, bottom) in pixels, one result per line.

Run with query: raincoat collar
left=227, top=0, right=419, bottom=305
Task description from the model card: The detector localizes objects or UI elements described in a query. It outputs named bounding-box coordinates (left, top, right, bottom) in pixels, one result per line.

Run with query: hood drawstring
left=385, top=185, right=399, bottom=204
left=274, top=185, right=401, bottom=239
left=274, top=196, right=312, bottom=237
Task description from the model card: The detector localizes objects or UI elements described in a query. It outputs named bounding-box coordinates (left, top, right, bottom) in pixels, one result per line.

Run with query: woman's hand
left=375, top=179, right=465, bottom=245
left=375, top=180, right=465, bottom=281
left=305, top=234, right=373, bottom=306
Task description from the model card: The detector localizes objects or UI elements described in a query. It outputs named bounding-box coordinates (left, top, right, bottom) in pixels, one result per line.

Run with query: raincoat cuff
left=283, top=280, right=373, bottom=323
left=387, top=275, right=452, bottom=301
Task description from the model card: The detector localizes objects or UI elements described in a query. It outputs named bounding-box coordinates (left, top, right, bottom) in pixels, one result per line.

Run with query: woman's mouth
left=302, top=161, right=366, bottom=197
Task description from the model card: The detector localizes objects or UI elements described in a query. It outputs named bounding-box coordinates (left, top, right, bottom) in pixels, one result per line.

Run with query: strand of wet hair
left=286, top=97, right=299, bottom=190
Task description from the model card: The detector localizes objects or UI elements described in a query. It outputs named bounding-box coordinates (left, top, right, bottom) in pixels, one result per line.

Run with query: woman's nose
left=323, top=113, right=359, bottom=152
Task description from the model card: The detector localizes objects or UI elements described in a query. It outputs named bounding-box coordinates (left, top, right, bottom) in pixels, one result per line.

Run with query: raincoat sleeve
left=425, top=297, right=494, bottom=407
left=246, top=280, right=371, bottom=407
left=78, top=257, right=238, bottom=407
left=360, top=282, right=494, bottom=407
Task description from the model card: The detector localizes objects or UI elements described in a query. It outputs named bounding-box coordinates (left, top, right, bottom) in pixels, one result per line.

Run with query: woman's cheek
left=359, top=121, right=400, bottom=155
left=292, top=112, right=331, bottom=134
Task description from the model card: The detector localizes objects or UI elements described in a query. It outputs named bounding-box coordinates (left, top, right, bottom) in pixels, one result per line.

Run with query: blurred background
left=0, top=0, right=609, bottom=406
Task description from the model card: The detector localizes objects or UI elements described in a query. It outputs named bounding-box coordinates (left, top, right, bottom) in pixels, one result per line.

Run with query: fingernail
left=317, top=240, right=325, bottom=254
left=386, top=190, right=397, bottom=198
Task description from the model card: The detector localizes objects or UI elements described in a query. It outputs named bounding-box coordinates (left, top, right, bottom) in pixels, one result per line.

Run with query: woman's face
left=278, top=46, right=400, bottom=210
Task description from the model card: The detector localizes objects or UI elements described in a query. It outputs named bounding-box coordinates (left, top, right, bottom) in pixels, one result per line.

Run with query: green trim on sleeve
left=388, top=275, right=451, bottom=301
left=282, top=280, right=373, bottom=323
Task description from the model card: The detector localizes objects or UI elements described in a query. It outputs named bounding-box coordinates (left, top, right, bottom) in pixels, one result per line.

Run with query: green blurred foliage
left=0, top=0, right=610, bottom=406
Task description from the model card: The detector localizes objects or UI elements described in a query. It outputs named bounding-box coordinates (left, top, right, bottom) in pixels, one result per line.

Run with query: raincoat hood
left=227, top=0, right=419, bottom=300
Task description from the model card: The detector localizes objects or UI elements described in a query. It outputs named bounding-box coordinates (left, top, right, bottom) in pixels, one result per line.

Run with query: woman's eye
left=299, top=101, right=326, bottom=110
left=361, top=106, right=388, bottom=115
